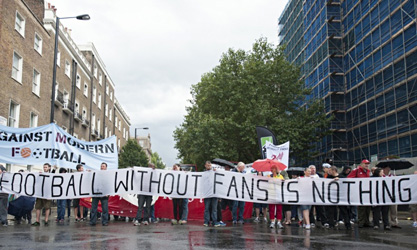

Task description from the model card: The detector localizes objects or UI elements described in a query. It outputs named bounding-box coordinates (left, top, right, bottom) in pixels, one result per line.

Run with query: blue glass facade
left=279, top=0, right=417, bottom=166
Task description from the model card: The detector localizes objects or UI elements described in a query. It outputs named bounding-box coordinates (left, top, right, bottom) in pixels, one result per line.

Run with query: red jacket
left=347, top=166, right=370, bottom=178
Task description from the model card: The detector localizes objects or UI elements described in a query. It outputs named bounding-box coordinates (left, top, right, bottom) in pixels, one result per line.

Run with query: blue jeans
left=204, top=198, right=218, bottom=224
left=232, top=201, right=245, bottom=221
left=66, top=199, right=71, bottom=218
left=57, top=199, right=66, bottom=220
left=181, top=198, right=189, bottom=221
left=90, top=197, right=109, bottom=225
left=136, top=195, right=152, bottom=222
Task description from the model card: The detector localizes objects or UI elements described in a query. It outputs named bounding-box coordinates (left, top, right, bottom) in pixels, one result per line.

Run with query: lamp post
left=50, top=14, right=90, bottom=123
left=135, top=127, right=149, bottom=140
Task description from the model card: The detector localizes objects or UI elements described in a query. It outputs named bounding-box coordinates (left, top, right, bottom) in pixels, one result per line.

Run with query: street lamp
left=135, top=127, right=149, bottom=139
left=50, top=14, right=90, bottom=123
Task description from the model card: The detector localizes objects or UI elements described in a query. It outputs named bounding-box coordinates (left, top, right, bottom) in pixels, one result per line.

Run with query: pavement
left=1, top=211, right=417, bottom=249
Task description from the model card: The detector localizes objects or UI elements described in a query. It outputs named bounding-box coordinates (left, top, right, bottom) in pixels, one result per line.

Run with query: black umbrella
left=286, top=167, right=305, bottom=177
left=376, top=159, right=414, bottom=170
left=212, top=158, right=236, bottom=168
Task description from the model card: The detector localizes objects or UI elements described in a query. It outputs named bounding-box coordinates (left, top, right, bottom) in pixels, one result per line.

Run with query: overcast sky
left=54, top=0, right=287, bottom=167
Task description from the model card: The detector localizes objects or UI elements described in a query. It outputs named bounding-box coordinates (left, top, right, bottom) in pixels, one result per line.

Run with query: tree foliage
left=173, top=38, right=331, bottom=169
left=151, top=152, right=166, bottom=169
left=119, top=139, right=149, bottom=168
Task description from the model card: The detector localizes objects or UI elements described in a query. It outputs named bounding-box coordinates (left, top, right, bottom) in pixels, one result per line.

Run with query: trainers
left=254, top=217, right=260, bottom=223
left=203, top=223, right=209, bottom=227
left=143, top=221, right=149, bottom=225
left=324, top=223, right=330, bottom=229
left=214, top=223, right=221, bottom=227
left=373, top=225, right=379, bottom=230
left=219, top=221, right=226, bottom=226
left=31, top=222, right=40, bottom=226
left=133, top=220, right=140, bottom=226
left=232, top=220, right=237, bottom=224
left=171, top=219, right=178, bottom=225
left=305, top=224, right=311, bottom=230
left=179, top=220, right=187, bottom=225
left=338, top=220, right=344, bottom=225
left=263, top=217, right=268, bottom=223
left=238, top=220, right=244, bottom=224
left=412, top=221, right=417, bottom=228
left=277, top=221, right=284, bottom=229
left=269, top=222, right=275, bottom=228
left=384, top=226, right=392, bottom=231
left=311, top=223, right=316, bottom=228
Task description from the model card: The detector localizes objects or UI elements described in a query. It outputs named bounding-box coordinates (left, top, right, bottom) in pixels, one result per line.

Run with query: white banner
left=265, top=141, right=290, bottom=168
left=0, top=123, right=118, bottom=170
left=1, top=167, right=416, bottom=205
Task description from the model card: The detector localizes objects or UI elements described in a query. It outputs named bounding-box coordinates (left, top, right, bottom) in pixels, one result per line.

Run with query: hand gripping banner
left=1, top=167, right=417, bottom=206
left=0, top=123, right=118, bottom=170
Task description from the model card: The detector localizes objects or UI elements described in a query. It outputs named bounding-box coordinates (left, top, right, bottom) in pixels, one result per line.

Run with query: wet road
left=1, top=219, right=417, bottom=249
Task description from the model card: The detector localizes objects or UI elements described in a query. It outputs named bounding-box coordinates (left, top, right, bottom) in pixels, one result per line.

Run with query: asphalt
left=1, top=212, right=417, bottom=250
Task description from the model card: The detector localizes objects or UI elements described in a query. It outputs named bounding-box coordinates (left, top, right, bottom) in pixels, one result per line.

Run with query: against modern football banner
left=0, top=123, right=118, bottom=170
left=1, top=167, right=416, bottom=205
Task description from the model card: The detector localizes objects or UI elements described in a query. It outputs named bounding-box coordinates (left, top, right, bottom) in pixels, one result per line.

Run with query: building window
left=82, top=107, right=87, bottom=119
left=105, top=103, right=108, bottom=117
left=110, top=91, right=113, bottom=101
left=62, top=126, right=68, bottom=132
left=74, top=100, right=80, bottom=114
left=29, top=112, right=38, bottom=127
left=105, top=126, right=108, bottom=138
left=93, top=86, right=97, bottom=103
left=32, top=69, right=40, bottom=96
left=97, top=119, right=101, bottom=134
left=106, top=85, right=109, bottom=95
left=8, top=101, right=20, bottom=128
left=108, top=131, right=111, bottom=137
left=12, top=52, right=23, bottom=83
left=73, top=133, right=78, bottom=139
left=123, top=127, right=126, bottom=139
left=57, top=50, right=61, bottom=67
left=34, top=33, right=42, bottom=54
left=94, top=65, right=98, bottom=78
left=99, top=72, right=102, bottom=85
left=115, top=116, right=118, bottom=126
left=92, top=113, right=96, bottom=130
left=109, top=109, right=112, bottom=121
left=65, top=60, right=71, bottom=77
left=98, top=93, right=102, bottom=109
left=84, top=82, right=88, bottom=97
left=76, top=74, right=81, bottom=89
left=15, top=11, right=25, bottom=36
left=118, top=121, right=121, bottom=131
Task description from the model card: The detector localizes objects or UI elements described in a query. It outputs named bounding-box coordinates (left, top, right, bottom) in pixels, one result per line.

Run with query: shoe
left=254, top=217, right=260, bottom=223
left=214, top=223, right=221, bottom=227
left=90, top=223, right=96, bottom=226
left=59, top=219, right=64, bottom=223
left=203, top=223, right=209, bottom=227
left=324, top=223, right=330, bottom=229
left=2, top=223, right=7, bottom=227
left=269, top=222, right=275, bottom=228
left=264, top=217, right=268, bottom=223
left=31, top=222, right=40, bottom=226
left=171, top=219, right=178, bottom=225
left=44, top=221, right=49, bottom=226
left=232, top=220, right=237, bottom=224
left=238, top=220, right=244, bottom=224
left=143, top=221, right=149, bottom=225
left=338, top=220, right=344, bottom=225
left=133, top=220, right=140, bottom=226
left=298, top=220, right=303, bottom=227
left=373, top=225, right=379, bottom=230
left=305, top=224, right=311, bottom=230
left=392, top=225, right=402, bottom=229
left=284, top=221, right=291, bottom=225
left=277, top=221, right=284, bottom=229
left=179, top=220, right=187, bottom=225
left=102, top=223, right=108, bottom=226
left=412, top=221, right=417, bottom=228
left=81, top=218, right=85, bottom=222
left=311, top=223, right=316, bottom=228
left=384, top=226, right=392, bottom=231
left=219, top=221, right=226, bottom=227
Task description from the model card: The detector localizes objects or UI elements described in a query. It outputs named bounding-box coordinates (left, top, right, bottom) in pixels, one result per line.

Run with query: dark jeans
left=172, top=199, right=183, bottom=221
left=358, top=206, right=371, bottom=226
left=66, top=199, right=71, bottom=218
left=57, top=199, right=66, bottom=220
left=372, top=205, right=389, bottom=227
left=339, top=206, right=352, bottom=228
left=325, top=206, right=337, bottom=227
left=232, top=201, right=245, bottom=221
left=204, top=198, right=218, bottom=225
left=136, top=195, right=152, bottom=222
left=90, top=197, right=109, bottom=225
left=0, top=195, right=8, bottom=225
left=310, top=205, right=327, bottom=225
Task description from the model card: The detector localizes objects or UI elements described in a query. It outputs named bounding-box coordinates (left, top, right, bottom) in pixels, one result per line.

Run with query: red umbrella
left=252, top=159, right=287, bottom=172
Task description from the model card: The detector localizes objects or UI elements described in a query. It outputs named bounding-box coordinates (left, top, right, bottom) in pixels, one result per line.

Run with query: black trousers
left=372, top=205, right=390, bottom=227
left=310, top=205, right=328, bottom=225
left=172, top=199, right=183, bottom=221
left=338, top=206, right=352, bottom=228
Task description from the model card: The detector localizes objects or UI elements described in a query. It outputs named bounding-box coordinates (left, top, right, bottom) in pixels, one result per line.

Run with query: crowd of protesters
left=0, top=159, right=416, bottom=231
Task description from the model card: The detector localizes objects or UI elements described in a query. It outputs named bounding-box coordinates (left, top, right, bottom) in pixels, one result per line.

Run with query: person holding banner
left=90, top=163, right=109, bottom=226
left=411, top=171, right=417, bottom=228
left=371, top=168, right=391, bottom=230
left=73, top=164, right=85, bottom=222
left=56, top=168, right=68, bottom=223
left=253, top=172, right=268, bottom=223
left=171, top=164, right=183, bottom=225
left=32, top=163, right=53, bottom=226
left=382, top=166, right=401, bottom=229
left=348, top=159, right=372, bottom=228
left=232, top=162, right=246, bottom=224
left=134, top=163, right=155, bottom=226
left=0, top=165, right=8, bottom=226
left=299, top=167, right=313, bottom=230
left=203, top=161, right=221, bottom=227
left=268, top=165, right=284, bottom=229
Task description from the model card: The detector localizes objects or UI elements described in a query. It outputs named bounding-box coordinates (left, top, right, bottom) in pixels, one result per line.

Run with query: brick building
left=0, top=0, right=130, bottom=172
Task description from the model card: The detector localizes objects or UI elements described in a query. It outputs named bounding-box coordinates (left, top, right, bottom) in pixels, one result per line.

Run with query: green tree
left=151, top=152, right=166, bottom=169
left=119, top=139, right=149, bottom=168
left=174, top=38, right=331, bottom=169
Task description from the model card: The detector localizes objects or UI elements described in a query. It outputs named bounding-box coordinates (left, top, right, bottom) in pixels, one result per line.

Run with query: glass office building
left=279, top=0, right=417, bottom=167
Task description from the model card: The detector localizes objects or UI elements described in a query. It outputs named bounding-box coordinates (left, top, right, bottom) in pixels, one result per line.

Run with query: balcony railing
left=63, top=100, right=73, bottom=114
left=54, top=90, right=64, bottom=105
left=74, top=112, right=82, bottom=122
left=82, top=117, right=89, bottom=127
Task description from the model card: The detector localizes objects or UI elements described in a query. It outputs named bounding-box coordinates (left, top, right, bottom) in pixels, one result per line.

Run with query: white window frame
left=109, top=109, right=112, bottom=121
left=29, top=112, right=38, bottom=128
left=123, top=127, right=126, bottom=139
left=94, top=65, right=98, bottom=78
left=105, top=103, right=108, bottom=117
left=34, top=32, right=42, bottom=55
left=97, top=118, right=101, bottom=134
left=92, top=113, right=96, bottom=131
left=99, top=72, right=102, bottom=85
left=74, top=100, right=80, bottom=114
left=65, top=60, right=71, bottom=77
left=98, top=93, right=102, bottom=109
left=12, top=51, right=23, bottom=83
left=32, top=68, right=40, bottom=96
left=93, top=86, right=97, bottom=103
left=83, top=82, right=88, bottom=97
left=76, top=74, right=81, bottom=89
left=82, top=107, right=87, bottom=120
left=15, top=11, right=25, bottom=37
left=73, top=133, right=78, bottom=139
left=56, top=50, right=61, bottom=67
left=110, top=91, right=113, bottom=101
left=106, top=85, right=109, bottom=95
left=118, top=121, right=121, bottom=131
left=8, top=101, right=20, bottom=128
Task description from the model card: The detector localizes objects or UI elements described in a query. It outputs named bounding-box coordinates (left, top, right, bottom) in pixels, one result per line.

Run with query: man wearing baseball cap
left=348, top=159, right=371, bottom=228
